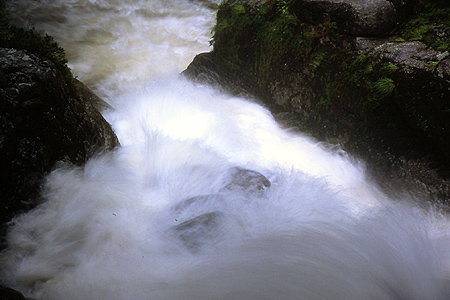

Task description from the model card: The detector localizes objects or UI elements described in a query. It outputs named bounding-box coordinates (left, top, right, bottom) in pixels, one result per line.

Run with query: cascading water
left=5, top=0, right=216, bottom=102
left=2, top=1, right=450, bottom=299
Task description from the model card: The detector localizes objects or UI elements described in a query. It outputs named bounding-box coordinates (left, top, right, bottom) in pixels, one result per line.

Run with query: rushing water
left=6, top=0, right=216, bottom=102
left=2, top=1, right=450, bottom=299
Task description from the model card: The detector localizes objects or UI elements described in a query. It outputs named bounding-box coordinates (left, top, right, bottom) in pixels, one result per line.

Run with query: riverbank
left=184, top=0, right=450, bottom=205
left=0, top=2, right=118, bottom=243
left=2, top=1, right=450, bottom=299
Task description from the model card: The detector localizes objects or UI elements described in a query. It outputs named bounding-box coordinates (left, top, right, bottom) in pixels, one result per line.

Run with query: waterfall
left=2, top=1, right=450, bottom=299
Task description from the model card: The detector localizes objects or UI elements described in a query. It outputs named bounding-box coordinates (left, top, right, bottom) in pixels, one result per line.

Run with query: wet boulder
left=369, top=41, right=450, bottom=162
left=223, top=167, right=271, bottom=194
left=0, top=286, right=27, bottom=300
left=289, top=0, right=398, bottom=37
left=0, top=47, right=119, bottom=236
left=170, top=167, right=271, bottom=252
left=173, top=212, right=224, bottom=252
left=173, top=194, right=225, bottom=214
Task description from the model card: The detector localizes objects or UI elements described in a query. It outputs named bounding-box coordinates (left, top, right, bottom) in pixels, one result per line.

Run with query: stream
left=2, top=1, right=450, bottom=299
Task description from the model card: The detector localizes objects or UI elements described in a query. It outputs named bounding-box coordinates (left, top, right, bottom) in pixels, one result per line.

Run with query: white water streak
left=2, top=0, right=450, bottom=299
left=7, top=0, right=216, bottom=102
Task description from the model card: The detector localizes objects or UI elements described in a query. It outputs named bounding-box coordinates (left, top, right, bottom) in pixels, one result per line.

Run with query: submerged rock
left=224, top=167, right=271, bottom=194
left=173, top=194, right=225, bottom=213
left=171, top=167, right=271, bottom=252
left=173, top=212, right=223, bottom=252
left=0, top=47, right=119, bottom=239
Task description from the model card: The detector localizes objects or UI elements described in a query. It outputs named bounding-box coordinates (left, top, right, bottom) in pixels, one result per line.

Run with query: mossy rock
left=186, top=0, right=450, bottom=203
left=0, top=5, right=119, bottom=246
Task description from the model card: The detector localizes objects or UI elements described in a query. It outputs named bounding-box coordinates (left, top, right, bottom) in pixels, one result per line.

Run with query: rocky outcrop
left=370, top=41, right=450, bottom=158
left=0, top=286, right=26, bottom=300
left=185, top=0, right=450, bottom=203
left=0, top=47, right=119, bottom=239
left=290, top=0, right=398, bottom=37
left=230, top=0, right=416, bottom=37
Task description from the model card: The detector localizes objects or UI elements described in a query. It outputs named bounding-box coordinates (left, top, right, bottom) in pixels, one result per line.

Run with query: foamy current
left=2, top=1, right=450, bottom=299
left=6, top=0, right=216, bottom=102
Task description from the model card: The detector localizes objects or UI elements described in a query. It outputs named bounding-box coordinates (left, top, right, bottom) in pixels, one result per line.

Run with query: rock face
left=185, top=0, right=450, bottom=203
left=0, top=47, right=119, bottom=237
left=234, top=0, right=416, bottom=37
left=370, top=41, right=450, bottom=159
left=0, top=286, right=26, bottom=300
left=290, top=0, right=397, bottom=37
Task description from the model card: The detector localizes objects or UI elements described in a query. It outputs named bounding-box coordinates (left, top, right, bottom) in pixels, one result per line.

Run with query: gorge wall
left=2, top=0, right=450, bottom=238
left=184, top=0, right=450, bottom=204
left=0, top=14, right=119, bottom=245
left=1, top=1, right=450, bottom=299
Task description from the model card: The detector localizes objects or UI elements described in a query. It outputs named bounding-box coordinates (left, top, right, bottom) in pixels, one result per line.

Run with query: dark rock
left=0, top=47, right=119, bottom=242
left=73, top=79, right=113, bottom=112
left=436, top=57, right=450, bottom=80
left=290, top=0, right=397, bottom=37
left=0, top=286, right=27, bottom=300
left=386, top=0, right=418, bottom=20
left=369, top=42, right=450, bottom=163
left=182, top=52, right=271, bottom=105
left=173, top=194, right=225, bottom=213
left=223, top=167, right=271, bottom=194
left=173, top=212, right=223, bottom=252
left=185, top=0, right=450, bottom=203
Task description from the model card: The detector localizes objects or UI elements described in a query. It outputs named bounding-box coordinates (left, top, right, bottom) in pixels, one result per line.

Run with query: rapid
left=2, top=1, right=450, bottom=299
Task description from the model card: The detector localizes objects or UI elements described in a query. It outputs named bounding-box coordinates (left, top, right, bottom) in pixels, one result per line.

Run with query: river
left=1, top=1, right=450, bottom=299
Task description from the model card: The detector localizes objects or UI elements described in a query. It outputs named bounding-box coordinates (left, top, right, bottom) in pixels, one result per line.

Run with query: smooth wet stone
left=173, top=194, right=224, bottom=213
left=170, top=167, right=271, bottom=251
left=223, top=167, right=271, bottom=193
left=173, top=212, right=223, bottom=252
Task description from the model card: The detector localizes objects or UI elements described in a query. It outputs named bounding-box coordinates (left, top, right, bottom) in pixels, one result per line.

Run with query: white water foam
left=6, top=0, right=217, bottom=102
left=3, top=0, right=450, bottom=299
left=1, top=76, right=450, bottom=300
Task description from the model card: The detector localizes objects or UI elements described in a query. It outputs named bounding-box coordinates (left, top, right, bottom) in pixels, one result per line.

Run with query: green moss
left=212, top=0, right=450, bottom=146
left=429, top=61, right=440, bottom=69
left=212, top=0, right=396, bottom=120
left=400, top=2, right=450, bottom=51
left=213, top=0, right=341, bottom=87
left=382, top=64, right=399, bottom=74
left=0, top=1, right=77, bottom=94
left=372, top=78, right=396, bottom=98
left=211, top=2, right=253, bottom=63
